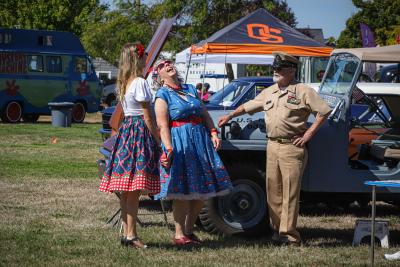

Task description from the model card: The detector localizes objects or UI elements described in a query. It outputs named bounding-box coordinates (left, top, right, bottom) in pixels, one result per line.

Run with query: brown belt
left=268, top=137, right=293, bottom=144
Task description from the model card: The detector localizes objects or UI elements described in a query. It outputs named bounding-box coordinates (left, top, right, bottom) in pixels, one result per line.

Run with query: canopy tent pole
left=184, top=50, right=192, bottom=84
left=221, top=0, right=231, bottom=112
left=200, top=51, right=208, bottom=99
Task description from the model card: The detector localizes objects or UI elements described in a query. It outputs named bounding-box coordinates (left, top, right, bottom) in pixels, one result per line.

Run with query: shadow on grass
left=301, top=226, right=400, bottom=247
left=144, top=235, right=274, bottom=251
left=300, top=202, right=400, bottom=217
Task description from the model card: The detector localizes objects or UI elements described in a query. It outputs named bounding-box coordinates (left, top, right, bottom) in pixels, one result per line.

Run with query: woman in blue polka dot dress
left=153, top=59, right=232, bottom=245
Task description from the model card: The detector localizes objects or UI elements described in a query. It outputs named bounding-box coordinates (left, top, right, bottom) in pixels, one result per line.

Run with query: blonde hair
left=116, top=42, right=145, bottom=101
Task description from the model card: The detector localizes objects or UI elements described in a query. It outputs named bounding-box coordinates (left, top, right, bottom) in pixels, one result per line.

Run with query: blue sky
left=286, top=0, right=359, bottom=39
left=101, top=0, right=359, bottom=39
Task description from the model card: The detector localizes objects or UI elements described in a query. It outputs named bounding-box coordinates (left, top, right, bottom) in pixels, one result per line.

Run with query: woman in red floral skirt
left=99, top=42, right=160, bottom=249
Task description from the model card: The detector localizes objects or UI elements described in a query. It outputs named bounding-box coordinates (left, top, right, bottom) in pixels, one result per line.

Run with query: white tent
left=175, top=48, right=274, bottom=65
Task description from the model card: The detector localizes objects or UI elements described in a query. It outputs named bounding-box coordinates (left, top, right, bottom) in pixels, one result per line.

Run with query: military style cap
left=272, top=51, right=299, bottom=69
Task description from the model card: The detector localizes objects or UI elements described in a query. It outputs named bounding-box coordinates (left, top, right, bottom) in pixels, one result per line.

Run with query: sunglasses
left=156, top=60, right=173, bottom=70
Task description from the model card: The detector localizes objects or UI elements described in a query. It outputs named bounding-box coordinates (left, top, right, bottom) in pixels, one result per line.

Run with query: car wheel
left=22, top=114, right=40, bottom=123
left=199, top=164, right=268, bottom=236
left=72, top=102, right=86, bottom=123
left=1, top=101, right=22, bottom=123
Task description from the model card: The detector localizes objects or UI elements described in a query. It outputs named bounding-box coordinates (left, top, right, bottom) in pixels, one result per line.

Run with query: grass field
left=1, top=114, right=400, bottom=266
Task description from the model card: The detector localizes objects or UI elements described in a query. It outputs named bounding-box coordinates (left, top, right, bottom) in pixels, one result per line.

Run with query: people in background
left=99, top=42, right=160, bottom=249
left=153, top=59, right=232, bottom=246
left=195, top=82, right=203, bottom=96
left=201, top=82, right=211, bottom=102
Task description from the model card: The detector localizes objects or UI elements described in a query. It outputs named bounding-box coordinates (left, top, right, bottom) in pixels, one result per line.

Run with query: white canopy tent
left=175, top=48, right=274, bottom=65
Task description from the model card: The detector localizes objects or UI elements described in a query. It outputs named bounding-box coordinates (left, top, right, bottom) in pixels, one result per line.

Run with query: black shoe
left=125, top=237, right=148, bottom=249
left=279, top=238, right=302, bottom=247
left=120, top=236, right=127, bottom=246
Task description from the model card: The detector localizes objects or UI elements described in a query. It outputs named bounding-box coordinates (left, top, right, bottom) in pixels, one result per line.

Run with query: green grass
left=1, top=122, right=400, bottom=266
left=0, top=123, right=99, bottom=180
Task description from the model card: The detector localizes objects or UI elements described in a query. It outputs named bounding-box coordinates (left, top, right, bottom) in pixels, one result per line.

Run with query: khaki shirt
left=243, top=81, right=332, bottom=139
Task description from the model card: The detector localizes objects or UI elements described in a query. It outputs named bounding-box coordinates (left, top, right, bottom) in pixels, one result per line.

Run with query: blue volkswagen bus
left=0, top=28, right=102, bottom=123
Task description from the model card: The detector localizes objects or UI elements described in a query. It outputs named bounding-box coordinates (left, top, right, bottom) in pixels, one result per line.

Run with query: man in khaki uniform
left=218, top=52, right=332, bottom=246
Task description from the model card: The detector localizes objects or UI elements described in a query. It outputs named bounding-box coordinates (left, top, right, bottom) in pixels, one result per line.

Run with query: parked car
left=98, top=46, right=400, bottom=236
left=101, top=83, right=117, bottom=107
left=376, top=64, right=400, bottom=83
left=0, top=28, right=102, bottom=123
left=205, top=77, right=274, bottom=109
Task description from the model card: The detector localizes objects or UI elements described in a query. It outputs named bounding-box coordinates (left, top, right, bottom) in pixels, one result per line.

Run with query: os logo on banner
left=247, top=24, right=284, bottom=43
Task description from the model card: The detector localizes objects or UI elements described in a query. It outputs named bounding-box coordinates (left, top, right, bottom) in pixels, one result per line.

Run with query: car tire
left=1, top=101, right=22, bottom=123
left=72, top=102, right=86, bottom=123
left=22, top=114, right=40, bottom=123
left=199, top=164, right=269, bottom=236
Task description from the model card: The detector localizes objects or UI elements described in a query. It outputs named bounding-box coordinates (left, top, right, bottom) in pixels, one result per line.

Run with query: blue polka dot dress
left=154, top=85, right=232, bottom=200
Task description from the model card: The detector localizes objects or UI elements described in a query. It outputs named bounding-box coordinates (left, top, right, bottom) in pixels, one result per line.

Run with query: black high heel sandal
left=120, top=236, right=127, bottom=246
left=125, top=237, right=148, bottom=249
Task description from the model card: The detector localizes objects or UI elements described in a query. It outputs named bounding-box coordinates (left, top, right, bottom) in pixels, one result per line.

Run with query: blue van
left=0, top=28, right=102, bottom=123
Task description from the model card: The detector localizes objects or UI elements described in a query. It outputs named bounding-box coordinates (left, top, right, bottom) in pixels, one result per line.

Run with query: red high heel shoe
left=173, top=236, right=194, bottom=246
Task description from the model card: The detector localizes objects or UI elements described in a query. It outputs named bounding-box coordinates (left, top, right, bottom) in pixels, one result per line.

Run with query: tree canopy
left=0, top=0, right=297, bottom=64
left=83, top=0, right=297, bottom=64
left=0, top=0, right=107, bottom=37
left=337, top=0, right=400, bottom=48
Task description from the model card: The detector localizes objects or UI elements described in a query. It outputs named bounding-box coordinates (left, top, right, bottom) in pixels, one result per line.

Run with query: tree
left=337, top=0, right=400, bottom=48
left=83, top=0, right=296, bottom=68
left=148, top=0, right=297, bottom=52
left=81, top=4, right=153, bottom=64
left=148, top=0, right=297, bottom=81
left=0, top=0, right=107, bottom=37
left=325, top=36, right=336, bottom=47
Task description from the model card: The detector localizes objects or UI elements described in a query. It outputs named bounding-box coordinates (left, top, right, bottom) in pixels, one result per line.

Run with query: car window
left=255, top=84, right=271, bottom=95
left=208, top=81, right=250, bottom=107
left=235, top=83, right=271, bottom=106
left=320, top=53, right=360, bottom=95
left=75, top=57, right=88, bottom=73
left=46, top=56, right=62, bottom=73
left=27, top=55, right=43, bottom=72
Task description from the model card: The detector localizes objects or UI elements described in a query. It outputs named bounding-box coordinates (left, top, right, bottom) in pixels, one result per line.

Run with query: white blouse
left=121, top=77, right=152, bottom=116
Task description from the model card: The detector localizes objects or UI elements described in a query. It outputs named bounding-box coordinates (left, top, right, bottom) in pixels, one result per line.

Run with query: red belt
left=170, top=115, right=203, bottom=128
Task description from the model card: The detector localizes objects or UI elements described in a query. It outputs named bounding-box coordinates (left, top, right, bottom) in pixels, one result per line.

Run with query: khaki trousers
left=266, top=141, right=308, bottom=242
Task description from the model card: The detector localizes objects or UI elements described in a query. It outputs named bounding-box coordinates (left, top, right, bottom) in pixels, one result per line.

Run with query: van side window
left=27, top=55, right=44, bottom=72
left=46, top=56, right=62, bottom=73
left=75, top=57, right=87, bottom=73
left=0, top=33, right=12, bottom=44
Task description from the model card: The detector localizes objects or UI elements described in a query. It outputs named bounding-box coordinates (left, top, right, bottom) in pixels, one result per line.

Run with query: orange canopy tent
left=191, top=8, right=332, bottom=57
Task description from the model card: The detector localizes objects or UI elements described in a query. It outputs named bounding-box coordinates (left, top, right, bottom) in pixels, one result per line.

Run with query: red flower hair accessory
left=133, top=43, right=145, bottom=58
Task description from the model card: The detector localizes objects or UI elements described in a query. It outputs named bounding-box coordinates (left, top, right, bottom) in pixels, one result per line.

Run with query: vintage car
left=376, top=64, right=400, bottom=83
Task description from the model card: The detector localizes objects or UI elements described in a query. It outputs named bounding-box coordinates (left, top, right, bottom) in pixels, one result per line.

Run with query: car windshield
left=320, top=53, right=360, bottom=95
left=208, top=81, right=250, bottom=107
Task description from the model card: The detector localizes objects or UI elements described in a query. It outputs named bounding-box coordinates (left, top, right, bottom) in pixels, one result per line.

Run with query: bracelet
left=210, top=128, right=219, bottom=135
